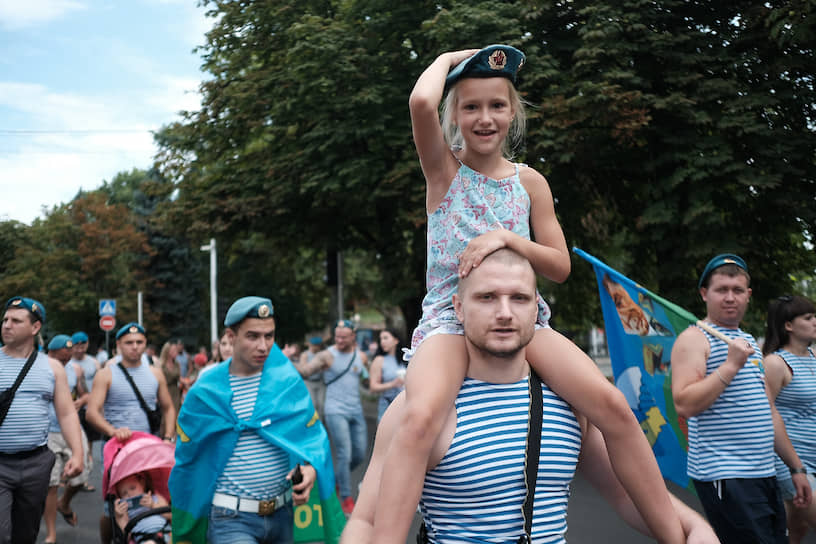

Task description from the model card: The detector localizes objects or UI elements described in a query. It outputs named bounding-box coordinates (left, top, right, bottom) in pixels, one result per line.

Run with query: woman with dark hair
left=368, top=328, right=406, bottom=421
left=763, top=295, right=816, bottom=544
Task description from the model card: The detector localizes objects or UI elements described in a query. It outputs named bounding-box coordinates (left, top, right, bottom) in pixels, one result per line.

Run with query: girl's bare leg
left=527, top=328, right=684, bottom=544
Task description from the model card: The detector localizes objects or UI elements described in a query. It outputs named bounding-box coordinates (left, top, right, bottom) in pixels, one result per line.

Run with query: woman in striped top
left=763, top=295, right=816, bottom=544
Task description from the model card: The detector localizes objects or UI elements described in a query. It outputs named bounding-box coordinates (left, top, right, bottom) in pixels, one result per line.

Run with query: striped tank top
left=420, top=376, right=582, bottom=544
left=323, top=347, right=363, bottom=416
left=104, top=361, right=158, bottom=434
left=0, top=349, right=54, bottom=453
left=214, top=372, right=289, bottom=500
left=687, top=324, right=774, bottom=481
left=773, top=349, right=816, bottom=482
left=48, top=362, right=78, bottom=432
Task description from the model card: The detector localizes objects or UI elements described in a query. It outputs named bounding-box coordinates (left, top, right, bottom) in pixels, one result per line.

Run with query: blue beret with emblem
left=445, top=44, right=526, bottom=91
left=4, top=296, right=46, bottom=324
left=116, top=322, right=146, bottom=340
left=224, top=296, right=274, bottom=327
left=698, top=253, right=748, bottom=289
left=48, top=334, right=73, bottom=351
left=71, top=331, right=89, bottom=344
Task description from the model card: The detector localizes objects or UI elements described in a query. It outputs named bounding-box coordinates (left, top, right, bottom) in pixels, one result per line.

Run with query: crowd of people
left=1, top=43, right=816, bottom=544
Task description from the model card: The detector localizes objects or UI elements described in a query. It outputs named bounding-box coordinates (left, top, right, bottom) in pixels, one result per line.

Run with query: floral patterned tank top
left=409, top=161, right=551, bottom=354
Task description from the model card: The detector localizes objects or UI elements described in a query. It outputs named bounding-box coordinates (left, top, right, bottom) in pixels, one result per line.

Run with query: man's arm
left=671, top=326, right=753, bottom=418
left=152, top=366, right=177, bottom=441
left=340, top=395, right=405, bottom=544
left=50, top=359, right=84, bottom=478
left=72, top=364, right=89, bottom=410
left=85, top=366, right=127, bottom=440
left=578, top=422, right=719, bottom=543
left=294, top=349, right=331, bottom=378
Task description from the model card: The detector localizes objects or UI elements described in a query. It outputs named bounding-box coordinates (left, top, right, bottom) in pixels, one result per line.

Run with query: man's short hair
left=458, top=248, right=534, bottom=295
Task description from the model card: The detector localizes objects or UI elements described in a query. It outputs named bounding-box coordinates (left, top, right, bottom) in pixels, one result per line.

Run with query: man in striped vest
left=0, top=296, right=84, bottom=543
left=672, top=254, right=811, bottom=543
left=170, top=296, right=341, bottom=544
left=342, top=249, right=716, bottom=543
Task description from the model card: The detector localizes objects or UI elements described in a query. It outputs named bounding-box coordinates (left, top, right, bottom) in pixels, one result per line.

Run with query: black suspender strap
left=323, top=349, right=357, bottom=386
left=418, top=368, right=545, bottom=544
left=519, top=368, right=543, bottom=543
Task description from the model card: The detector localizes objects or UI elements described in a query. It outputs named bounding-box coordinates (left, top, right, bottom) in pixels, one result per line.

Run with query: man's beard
left=464, top=328, right=533, bottom=359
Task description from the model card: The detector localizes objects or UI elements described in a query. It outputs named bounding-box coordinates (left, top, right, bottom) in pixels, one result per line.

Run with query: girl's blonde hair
left=440, top=79, right=526, bottom=159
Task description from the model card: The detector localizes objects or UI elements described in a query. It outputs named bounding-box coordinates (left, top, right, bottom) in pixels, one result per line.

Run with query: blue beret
left=698, top=254, right=748, bottom=289
left=445, top=45, right=526, bottom=91
left=224, top=297, right=274, bottom=327
left=308, top=336, right=323, bottom=346
left=116, top=322, right=146, bottom=340
left=334, top=319, right=356, bottom=331
left=4, top=296, right=45, bottom=324
left=71, top=331, right=89, bottom=344
left=48, top=334, right=73, bottom=351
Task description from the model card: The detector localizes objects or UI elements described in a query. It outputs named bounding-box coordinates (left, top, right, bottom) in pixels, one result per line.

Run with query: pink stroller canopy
left=102, top=431, right=175, bottom=501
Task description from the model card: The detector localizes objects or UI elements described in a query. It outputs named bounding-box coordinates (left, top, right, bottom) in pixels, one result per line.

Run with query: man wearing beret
left=0, top=297, right=84, bottom=543
left=70, top=330, right=102, bottom=483
left=70, top=331, right=100, bottom=396
left=85, top=322, right=175, bottom=444
left=42, top=335, right=91, bottom=544
left=672, top=254, right=811, bottom=543
left=86, top=322, right=175, bottom=543
left=170, top=296, right=344, bottom=544
left=295, top=319, right=369, bottom=515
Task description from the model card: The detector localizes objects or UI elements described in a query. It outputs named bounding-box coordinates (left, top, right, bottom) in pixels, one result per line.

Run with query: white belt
left=212, top=488, right=293, bottom=516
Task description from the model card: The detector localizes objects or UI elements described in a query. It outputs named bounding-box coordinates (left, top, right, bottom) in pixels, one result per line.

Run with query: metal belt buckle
left=258, top=499, right=277, bottom=516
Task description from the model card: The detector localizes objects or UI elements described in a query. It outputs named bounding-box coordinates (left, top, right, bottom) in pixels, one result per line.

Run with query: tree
left=154, top=0, right=816, bottom=337
left=0, top=192, right=154, bottom=343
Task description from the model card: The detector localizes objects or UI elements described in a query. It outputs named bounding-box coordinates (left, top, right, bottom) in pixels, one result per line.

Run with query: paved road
left=39, top=401, right=816, bottom=543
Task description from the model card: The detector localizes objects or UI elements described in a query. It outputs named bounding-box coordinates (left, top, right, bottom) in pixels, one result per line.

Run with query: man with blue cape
left=169, top=296, right=345, bottom=543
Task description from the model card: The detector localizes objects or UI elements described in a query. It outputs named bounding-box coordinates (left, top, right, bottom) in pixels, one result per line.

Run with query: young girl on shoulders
left=371, top=45, right=685, bottom=544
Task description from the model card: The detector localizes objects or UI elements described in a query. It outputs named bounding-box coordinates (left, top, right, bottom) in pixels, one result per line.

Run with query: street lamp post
left=200, top=238, right=217, bottom=347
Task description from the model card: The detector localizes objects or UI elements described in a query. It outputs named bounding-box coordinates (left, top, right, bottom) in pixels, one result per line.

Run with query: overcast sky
left=0, top=0, right=211, bottom=225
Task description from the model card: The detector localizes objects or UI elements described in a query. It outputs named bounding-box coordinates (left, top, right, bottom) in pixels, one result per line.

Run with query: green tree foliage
left=0, top=192, right=154, bottom=344
left=101, top=168, right=210, bottom=346
left=147, top=0, right=812, bottom=337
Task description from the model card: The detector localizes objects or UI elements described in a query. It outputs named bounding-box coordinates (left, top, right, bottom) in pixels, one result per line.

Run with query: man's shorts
left=777, top=473, right=816, bottom=501
left=47, top=430, right=91, bottom=487
left=693, top=477, right=787, bottom=544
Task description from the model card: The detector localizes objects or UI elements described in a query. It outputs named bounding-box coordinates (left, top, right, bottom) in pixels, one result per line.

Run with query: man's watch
left=163, top=436, right=175, bottom=443
left=790, top=466, right=807, bottom=475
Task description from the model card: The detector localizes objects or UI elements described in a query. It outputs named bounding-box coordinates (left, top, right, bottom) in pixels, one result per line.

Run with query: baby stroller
left=102, top=432, right=175, bottom=544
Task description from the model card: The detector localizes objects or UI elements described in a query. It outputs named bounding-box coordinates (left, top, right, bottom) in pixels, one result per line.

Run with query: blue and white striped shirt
left=0, top=349, right=54, bottom=453
left=773, top=349, right=816, bottom=483
left=687, top=324, right=774, bottom=481
left=214, top=372, right=290, bottom=500
left=420, top=376, right=582, bottom=544
left=104, top=360, right=158, bottom=434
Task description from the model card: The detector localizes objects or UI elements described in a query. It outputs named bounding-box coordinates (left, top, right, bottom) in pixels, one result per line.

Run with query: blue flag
left=574, top=248, right=698, bottom=487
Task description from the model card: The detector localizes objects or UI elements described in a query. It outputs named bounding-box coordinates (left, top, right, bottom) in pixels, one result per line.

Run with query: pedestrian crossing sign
left=99, top=299, right=116, bottom=316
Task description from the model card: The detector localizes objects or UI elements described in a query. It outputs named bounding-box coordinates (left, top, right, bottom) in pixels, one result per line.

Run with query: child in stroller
left=102, top=432, right=174, bottom=544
